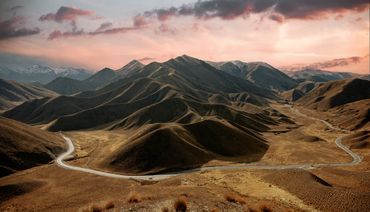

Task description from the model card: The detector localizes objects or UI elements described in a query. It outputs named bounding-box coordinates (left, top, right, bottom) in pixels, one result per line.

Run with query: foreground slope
left=0, top=78, right=57, bottom=111
left=0, top=117, right=64, bottom=177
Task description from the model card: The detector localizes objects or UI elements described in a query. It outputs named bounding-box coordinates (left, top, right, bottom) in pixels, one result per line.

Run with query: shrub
left=174, top=196, right=188, bottom=212
left=90, top=205, right=103, bottom=212
left=259, top=204, right=272, bottom=212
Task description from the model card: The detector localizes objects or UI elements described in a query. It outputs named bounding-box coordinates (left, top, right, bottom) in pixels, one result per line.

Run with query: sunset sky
left=0, top=0, right=369, bottom=74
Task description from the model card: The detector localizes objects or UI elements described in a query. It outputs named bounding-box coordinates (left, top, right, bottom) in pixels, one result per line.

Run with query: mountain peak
left=117, top=60, right=145, bottom=76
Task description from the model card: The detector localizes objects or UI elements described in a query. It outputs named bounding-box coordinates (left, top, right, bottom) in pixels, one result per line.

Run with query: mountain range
left=1, top=54, right=369, bottom=174
left=0, top=65, right=92, bottom=84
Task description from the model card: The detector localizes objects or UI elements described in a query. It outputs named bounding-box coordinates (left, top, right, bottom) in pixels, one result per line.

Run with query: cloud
left=0, top=16, right=40, bottom=40
left=133, top=15, right=148, bottom=27
left=269, top=13, right=284, bottom=23
left=281, top=55, right=369, bottom=71
left=96, top=22, right=113, bottom=31
left=140, top=0, right=369, bottom=22
left=138, top=57, right=156, bottom=62
left=48, top=29, right=84, bottom=40
left=47, top=21, right=138, bottom=40
left=156, top=23, right=177, bottom=34
left=88, top=27, right=136, bottom=36
left=305, top=55, right=368, bottom=70
left=39, top=6, right=94, bottom=23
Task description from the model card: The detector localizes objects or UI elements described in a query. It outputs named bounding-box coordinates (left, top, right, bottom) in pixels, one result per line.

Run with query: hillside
left=0, top=117, right=65, bottom=177
left=297, top=78, right=370, bottom=110
left=105, top=119, right=268, bottom=174
left=327, top=99, right=370, bottom=130
left=0, top=78, right=57, bottom=111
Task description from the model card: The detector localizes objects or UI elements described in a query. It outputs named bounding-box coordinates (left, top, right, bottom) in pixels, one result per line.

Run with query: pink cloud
left=39, top=6, right=94, bottom=23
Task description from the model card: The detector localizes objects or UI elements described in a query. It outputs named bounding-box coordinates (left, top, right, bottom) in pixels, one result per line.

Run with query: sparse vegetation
left=104, top=201, right=115, bottom=210
left=224, top=193, right=246, bottom=204
left=174, top=196, right=188, bottom=212
left=90, top=204, right=103, bottom=212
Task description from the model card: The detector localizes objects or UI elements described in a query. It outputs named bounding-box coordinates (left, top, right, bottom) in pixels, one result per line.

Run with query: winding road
left=56, top=106, right=362, bottom=181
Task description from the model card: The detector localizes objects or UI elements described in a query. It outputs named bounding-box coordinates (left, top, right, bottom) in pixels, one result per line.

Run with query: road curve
left=56, top=106, right=362, bottom=181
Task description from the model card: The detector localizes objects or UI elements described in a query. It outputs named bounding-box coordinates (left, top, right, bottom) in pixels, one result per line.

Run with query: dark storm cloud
left=39, top=6, right=94, bottom=23
left=0, top=16, right=40, bottom=40
left=141, top=0, right=369, bottom=22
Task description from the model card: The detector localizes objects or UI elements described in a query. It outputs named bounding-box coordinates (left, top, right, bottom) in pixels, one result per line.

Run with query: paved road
left=56, top=106, right=362, bottom=181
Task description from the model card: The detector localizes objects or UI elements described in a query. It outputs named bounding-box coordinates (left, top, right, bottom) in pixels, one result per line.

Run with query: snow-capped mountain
left=0, top=65, right=92, bottom=84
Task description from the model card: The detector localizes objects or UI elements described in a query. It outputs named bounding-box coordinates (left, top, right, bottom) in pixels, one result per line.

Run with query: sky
left=0, top=0, right=369, bottom=74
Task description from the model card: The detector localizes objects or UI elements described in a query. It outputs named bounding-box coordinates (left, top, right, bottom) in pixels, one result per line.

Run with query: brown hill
left=0, top=117, right=64, bottom=177
left=342, top=130, right=370, bottom=149
left=0, top=78, right=56, bottom=111
left=297, top=78, right=370, bottom=110
left=104, top=119, right=268, bottom=174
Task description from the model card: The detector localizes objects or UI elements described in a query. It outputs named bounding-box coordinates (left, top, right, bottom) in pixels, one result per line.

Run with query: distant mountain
left=281, top=81, right=320, bottom=102
left=45, top=77, right=95, bottom=95
left=45, top=68, right=121, bottom=95
left=117, top=60, right=144, bottom=76
left=297, top=78, right=370, bottom=110
left=0, top=65, right=92, bottom=84
left=0, top=117, right=65, bottom=177
left=0, top=78, right=57, bottom=111
left=208, top=61, right=298, bottom=92
left=84, top=68, right=120, bottom=87
left=283, top=68, right=363, bottom=82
